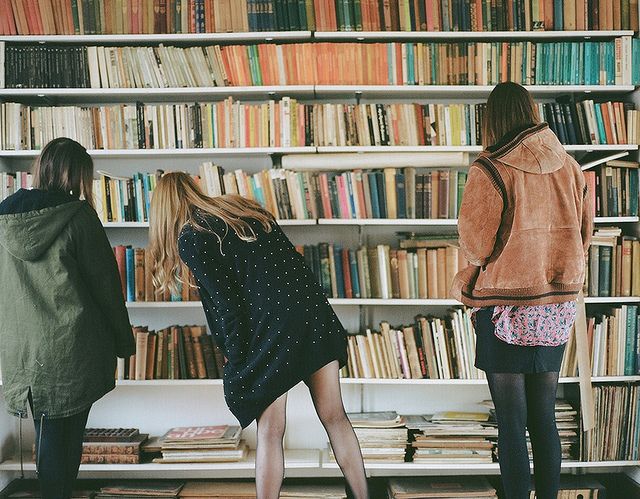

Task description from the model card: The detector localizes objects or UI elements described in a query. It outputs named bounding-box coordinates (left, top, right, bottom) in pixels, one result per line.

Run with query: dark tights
left=487, top=372, right=561, bottom=499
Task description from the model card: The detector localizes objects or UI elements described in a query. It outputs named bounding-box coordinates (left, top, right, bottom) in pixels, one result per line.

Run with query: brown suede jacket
left=451, top=123, right=593, bottom=307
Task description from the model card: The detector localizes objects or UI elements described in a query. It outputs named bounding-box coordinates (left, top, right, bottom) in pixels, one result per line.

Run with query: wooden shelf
left=0, top=86, right=316, bottom=104
left=104, top=219, right=316, bottom=228
left=314, top=30, right=635, bottom=41
left=0, top=147, right=317, bottom=159
left=1, top=450, right=638, bottom=479
left=0, top=450, right=322, bottom=479
left=123, top=297, right=640, bottom=309
left=2, top=143, right=636, bottom=159
left=0, top=32, right=313, bottom=43
left=314, top=85, right=637, bottom=99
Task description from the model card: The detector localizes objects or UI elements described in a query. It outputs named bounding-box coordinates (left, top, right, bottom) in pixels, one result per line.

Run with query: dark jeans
left=31, top=406, right=91, bottom=499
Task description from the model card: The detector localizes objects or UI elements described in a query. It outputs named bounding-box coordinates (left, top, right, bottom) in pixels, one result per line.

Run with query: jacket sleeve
left=179, top=229, right=248, bottom=363
left=581, top=182, right=594, bottom=255
left=73, top=205, right=135, bottom=358
left=457, top=164, right=504, bottom=267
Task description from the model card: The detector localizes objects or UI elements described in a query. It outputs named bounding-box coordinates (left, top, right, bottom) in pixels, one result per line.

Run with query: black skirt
left=474, top=308, right=567, bottom=374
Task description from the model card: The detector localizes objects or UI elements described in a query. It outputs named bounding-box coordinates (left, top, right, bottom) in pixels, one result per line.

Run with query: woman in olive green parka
left=0, top=138, right=135, bottom=499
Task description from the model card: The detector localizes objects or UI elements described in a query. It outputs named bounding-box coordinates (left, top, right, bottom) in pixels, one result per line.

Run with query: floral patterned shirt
left=472, top=301, right=577, bottom=347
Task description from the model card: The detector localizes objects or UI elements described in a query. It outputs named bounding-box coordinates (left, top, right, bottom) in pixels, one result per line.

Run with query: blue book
left=375, top=172, right=387, bottom=219
left=598, top=246, right=612, bottom=297
left=143, top=174, right=152, bottom=223
left=553, top=0, right=563, bottom=30
left=625, top=305, right=639, bottom=375
left=349, top=250, right=361, bottom=298
left=333, top=245, right=345, bottom=298
left=407, top=43, right=415, bottom=85
left=170, top=281, right=182, bottom=302
left=387, top=44, right=394, bottom=84
left=345, top=173, right=357, bottom=218
left=593, top=104, right=607, bottom=145
left=125, top=247, right=135, bottom=302
left=368, top=172, right=381, bottom=218
left=396, top=172, right=407, bottom=219
left=441, top=0, right=450, bottom=31
left=629, top=169, right=638, bottom=216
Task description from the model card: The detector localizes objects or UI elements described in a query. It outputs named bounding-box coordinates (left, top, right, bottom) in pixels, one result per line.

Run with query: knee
left=317, top=404, right=348, bottom=429
left=258, top=416, right=286, bottom=442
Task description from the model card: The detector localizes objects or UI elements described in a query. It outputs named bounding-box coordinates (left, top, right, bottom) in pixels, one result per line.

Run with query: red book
left=543, top=0, right=554, bottom=29
left=336, top=175, right=351, bottom=219
left=475, top=0, right=483, bottom=30
left=114, top=246, right=127, bottom=298
left=318, top=174, right=333, bottom=219
left=342, top=249, right=353, bottom=298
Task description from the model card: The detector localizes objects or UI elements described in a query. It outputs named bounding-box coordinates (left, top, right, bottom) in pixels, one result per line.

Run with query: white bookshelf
left=314, top=30, right=636, bottom=41
left=1, top=26, right=640, bottom=487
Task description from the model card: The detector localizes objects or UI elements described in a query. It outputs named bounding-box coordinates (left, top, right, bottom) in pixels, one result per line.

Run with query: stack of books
left=199, top=163, right=468, bottom=221
left=112, top=246, right=199, bottom=303
left=314, top=0, right=640, bottom=32
left=583, top=160, right=639, bottom=218
left=387, top=476, right=498, bottom=499
left=81, top=428, right=149, bottom=465
left=124, top=325, right=223, bottom=381
left=586, top=384, right=640, bottom=461
left=331, top=412, right=408, bottom=463
left=0, top=0, right=317, bottom=35
left=586, top=227, right=640, bottom=298
left=482, top=399, right=579, bottom=461
left=154, top=426, right=247, bottom=464
left=95, top=482, right=184, bottom=498
left=3, top=39, right=637, bottom=88
left=344, top=311, right=481, bottom=381
left=560, top=304, right=639, bottom=378
left=297, top=240, right=464, bottom=300
left=406, top=412, right=496, bottom=464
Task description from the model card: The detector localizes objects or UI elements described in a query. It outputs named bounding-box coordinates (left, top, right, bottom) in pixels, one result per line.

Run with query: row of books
left=3, top=39, right=638, bottom=88
left=585, top=228, right=640, bottom=298
left=585, top=161, right=640, bottom=218
left=0, top=99, right=310, bottom=151
left=344, top=305, right=640, bottom=382
left=586, top=384, right=640, bottom=461
left=112, top=245, right=199, bottom=302
left=3, top=99, right=637, bottom=152
left=121, top=325, right=223, bottom=381
left=297, top=240, right=465, bottom=300
left=343, top=312, right=481, bottom=381
left=316, top=0, right=640, bottom=32
left=200, top=164, right=467, bottom=221
left=94, top=172, right=159, bottom=224
left=2, top=0, right=638, bottom=35
left=0, top=0, right=316, bottom=35
left=561, top=305, right=640, bottom=378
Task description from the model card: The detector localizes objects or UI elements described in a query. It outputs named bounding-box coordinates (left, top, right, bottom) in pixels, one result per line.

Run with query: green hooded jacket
left=0, top=198, right=135, bottom=418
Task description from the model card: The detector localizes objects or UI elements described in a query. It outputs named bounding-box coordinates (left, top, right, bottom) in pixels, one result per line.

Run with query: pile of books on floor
left=387, top=477, right=497, bottom=499
left=482, top=399, right=579, bottom=461
left=31, top=428, right=149, bottom=465
left=330, top=412, right=408, bottom=463
left=149, top=426, right=247, bottom=464
left=406, top=412, right=496, bottom=464
left=95, top=482, right=184, bottom=498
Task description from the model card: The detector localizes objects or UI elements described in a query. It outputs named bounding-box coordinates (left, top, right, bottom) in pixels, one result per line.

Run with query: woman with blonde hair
left=452, top=82, right=593, bottom=499
left=149, top=172, right=368, bottom=499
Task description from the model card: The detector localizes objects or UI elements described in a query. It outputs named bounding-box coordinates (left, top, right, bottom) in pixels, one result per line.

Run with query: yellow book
left=632, top=240, right=640, bottom=296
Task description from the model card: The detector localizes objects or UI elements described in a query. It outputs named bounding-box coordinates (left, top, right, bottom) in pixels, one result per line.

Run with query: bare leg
left=305, top=361, right=369, bottom=499
left=255, top=393, right=287, bottom=499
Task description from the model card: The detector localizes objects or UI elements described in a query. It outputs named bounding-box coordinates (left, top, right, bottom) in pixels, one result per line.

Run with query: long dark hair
left=483, top=82, right=540, bottom=148
left=32, top=137, right=94, bottom=207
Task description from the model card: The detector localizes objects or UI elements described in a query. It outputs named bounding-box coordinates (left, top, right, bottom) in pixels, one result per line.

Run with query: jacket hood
left=488, top=123, right=565, bottom=174
left=0, top=201, right=84, bottom=261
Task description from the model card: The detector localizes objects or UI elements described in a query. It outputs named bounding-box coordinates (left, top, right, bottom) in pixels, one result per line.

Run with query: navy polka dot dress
left=178, top=212, right=348, bottom=428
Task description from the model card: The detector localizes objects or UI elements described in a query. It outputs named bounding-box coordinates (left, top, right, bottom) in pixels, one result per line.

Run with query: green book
left=70, top=0, right=81, bottom=34
left=624, top=306, right=638, bottom=375
left=287, top=0, right=299, bottom=29
left=343, top=0, right=352, bottom=30
left=598, top=246, right=612, bottom=297
left=456, top=172, right=467, bottom=218
left=335, top=0, right=345, bottom=31
left=297, top=0, right=307, bottom=29
left=353, top=0, right=362, bottom=30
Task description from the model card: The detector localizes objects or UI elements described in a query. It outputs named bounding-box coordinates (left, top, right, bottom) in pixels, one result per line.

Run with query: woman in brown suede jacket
left=451, top=82, right=592, bottom=499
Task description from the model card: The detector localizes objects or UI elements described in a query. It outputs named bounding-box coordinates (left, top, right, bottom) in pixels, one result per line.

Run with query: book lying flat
left=347, top=412, right=406, bottom=428
left=178, top=481, right=256, bottom=498
left=99, top=481, right=184, bottom=496
left=388, top=477, right=497, bottom=498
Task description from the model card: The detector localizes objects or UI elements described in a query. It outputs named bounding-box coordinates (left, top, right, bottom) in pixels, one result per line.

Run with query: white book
left=365, top=329, right=381, bottom=378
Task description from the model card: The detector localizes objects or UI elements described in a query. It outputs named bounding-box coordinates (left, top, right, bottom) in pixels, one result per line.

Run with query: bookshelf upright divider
left=0, top=23, right=640, bottom=484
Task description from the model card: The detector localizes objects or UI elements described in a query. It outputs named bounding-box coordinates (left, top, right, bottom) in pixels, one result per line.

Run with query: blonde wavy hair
left=149, top=171, right=274, bottom=294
